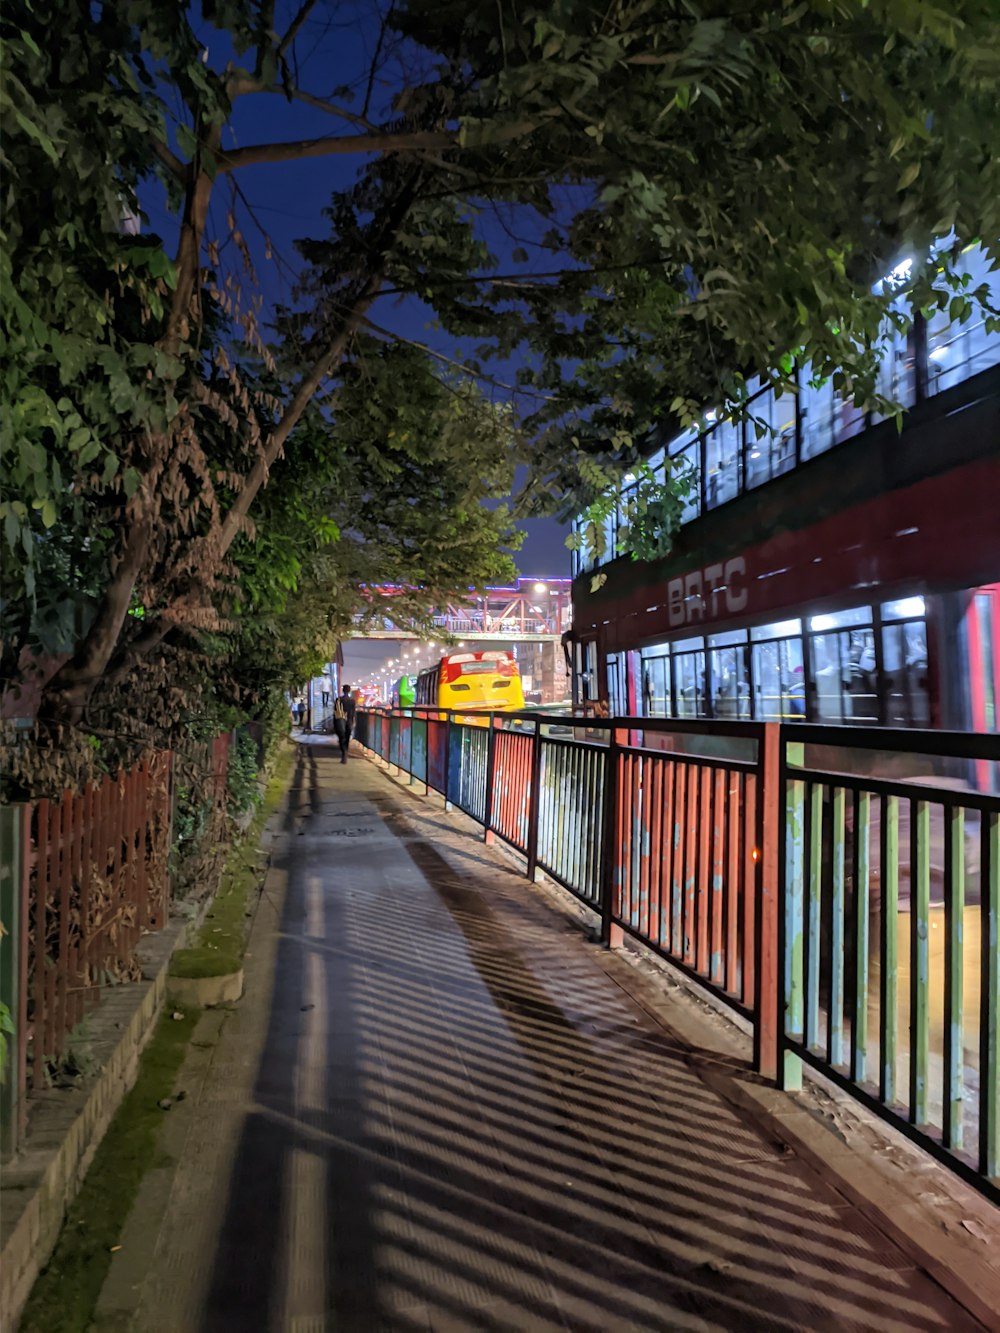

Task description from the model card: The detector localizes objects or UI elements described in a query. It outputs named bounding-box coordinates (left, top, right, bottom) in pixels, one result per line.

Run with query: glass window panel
left=881, top=595, right=926, bottom=622
left=710, top=643, right=751, bottom=718
left=811, top=627, right=879, bottom=724
left=606, top=652, right=627, bottom=716
left=809, top=605, right=872, bottom=632
left=975, top=593, right=996, bottom=731
left=927, top=243, right=1000, bottom=396
left=578, top=641, right=598, bottom=701
left=751, top=618, right=803, bottom=642
left=872, top=306, right=917, bottom=417
left=673, top=650, right=707, bottom=718
left=798, top=369, right=836, bottom=460
left=708, top=628, right=750, bottom=649
left=704, top=418, right=742, bottom=508
left=752, top=636, right=805, bottom=720
left=882, top=621, right=930, bottom=727
left=641, top=655, right=670, bottom=717
left=746, top=384, right=797, bottom=489
left=669, top=437, right=701, bottom=523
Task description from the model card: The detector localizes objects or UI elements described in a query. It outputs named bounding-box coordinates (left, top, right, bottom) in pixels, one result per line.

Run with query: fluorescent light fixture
left=810, top=614, right=836, bottom=632
left=929, top=345, right=950, bottom=362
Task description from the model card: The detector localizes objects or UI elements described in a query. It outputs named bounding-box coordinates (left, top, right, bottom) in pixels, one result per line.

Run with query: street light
left=533, top=582, right=547, bottom=593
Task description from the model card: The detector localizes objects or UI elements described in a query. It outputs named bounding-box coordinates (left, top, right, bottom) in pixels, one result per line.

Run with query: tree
left=2, top=0, right=997, bottom=734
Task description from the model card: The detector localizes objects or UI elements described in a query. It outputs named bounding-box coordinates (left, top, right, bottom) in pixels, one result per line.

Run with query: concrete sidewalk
left=97, top=737, right=986, bottom=1332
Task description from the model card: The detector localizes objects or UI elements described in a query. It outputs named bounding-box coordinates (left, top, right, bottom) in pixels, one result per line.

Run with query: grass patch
left=170, top=740, right=294, bottom=979
left=18, top=1009, right=199, bottom=1333
left=167, top=946, right=241, bottom=979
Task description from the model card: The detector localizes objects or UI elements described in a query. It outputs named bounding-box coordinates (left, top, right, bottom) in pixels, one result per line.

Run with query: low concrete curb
left=166, top=968, right=244, bottom=1008
left=0, top=922, right=182, bottom=1328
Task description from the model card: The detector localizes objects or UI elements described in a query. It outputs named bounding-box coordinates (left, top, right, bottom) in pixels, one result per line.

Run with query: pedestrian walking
left=333, top=684, right=356, bottom=763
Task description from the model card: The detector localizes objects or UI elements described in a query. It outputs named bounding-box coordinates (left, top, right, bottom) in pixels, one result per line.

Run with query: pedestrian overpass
left=352, top=576, right=572, bottom=642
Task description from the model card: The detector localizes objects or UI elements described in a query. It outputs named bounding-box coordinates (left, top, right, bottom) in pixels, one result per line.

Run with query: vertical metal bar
left=981, top=807, right=999, bottom=1178
left=880, top=794, right=900, bottom=1105
left=725, top=771, right=740, bottom=994
left=661, top=760, right=675, bottom=950
left=70, top=784, right=84, bottom=1029
left=781, top=740, right=805, bottom=1091
left=743, top=772, right=758, bottom=1008
left=683, top=762, right=697, bottom=964
left=696, top=766, right=711, bottom=972
left=0, top=805, right=25, bottom=1156
left=711, top=767, right=725, bottom=984
left=756, top=723, right=782, bottom=1081
left=851, top=790, right=871, bottom=1085
left=828, top=787, right=846, bottom=1068
left=649, top=758, right=664, bottom=948
left=32, top=801, right=48, bottom=1091
left=638, top=757, right=652, bottom=938
left=483, top=714, right=498, bottom=842
left=56, top=793, right=72, bottom=1058
left=525, top=725, right=543, bottom=881
left=942, top=805, right=965, bottom=1152
left=805, top=783, right=823, bottom=1051
left=910, top=799, right=931, bottom=1126
left=599, top=728, right=620, bottom=945
left=45, top=801, right=59, bottom=1081
left=626, top=750, right=637, bottom=921
left=17, top=805, right=30, bottom=1136
left=671, top=763, right=686, bottom=958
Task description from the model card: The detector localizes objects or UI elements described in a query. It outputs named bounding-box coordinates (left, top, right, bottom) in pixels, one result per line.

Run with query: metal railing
left=355, top=706, right=1000, bottom=1200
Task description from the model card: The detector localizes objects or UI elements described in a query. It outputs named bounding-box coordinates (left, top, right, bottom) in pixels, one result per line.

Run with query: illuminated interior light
left=929, top=345, right=950, bottom=362
left=810, top=614, right=836, bottom=631
left=891, top=596, right=926, bottom=619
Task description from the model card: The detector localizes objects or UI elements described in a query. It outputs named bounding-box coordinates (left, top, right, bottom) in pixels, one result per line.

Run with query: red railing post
left=755, top=722, right=782, bottom=1080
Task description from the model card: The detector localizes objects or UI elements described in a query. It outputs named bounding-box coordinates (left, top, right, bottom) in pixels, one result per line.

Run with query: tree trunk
left=37, top=518, right=153, bottom=726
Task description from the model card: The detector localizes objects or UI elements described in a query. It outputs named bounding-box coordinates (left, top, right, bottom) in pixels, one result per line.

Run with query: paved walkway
left=99, top=737, right=982, bottom=1332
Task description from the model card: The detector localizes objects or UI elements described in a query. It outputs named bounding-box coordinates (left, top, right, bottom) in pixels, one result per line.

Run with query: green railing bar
left=852, top=791, right=871, bottom=1084
left=782, top=741, right=805, bottom=1091
left=982, top=808, right=999, bottom=1180
left=829, top=787, right=846, bottom=1068
left=910, top=799, right=931, bottom=1127
left=880, top=794, right=899, bottom=1105
left=805, top=782, right=823, bottom=1051
left=943, top=805, right=965, bottom=1152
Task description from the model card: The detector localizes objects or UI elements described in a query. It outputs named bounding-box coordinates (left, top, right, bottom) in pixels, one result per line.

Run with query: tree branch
left=151, top=136, right=187, bottom=183
left=217, top=127, right=454, bottom=172
left=360, top=316, right=557, bottom=400
left=217, top=117, right=548, bottom=173
left=277, top=0, right=318, bottom=59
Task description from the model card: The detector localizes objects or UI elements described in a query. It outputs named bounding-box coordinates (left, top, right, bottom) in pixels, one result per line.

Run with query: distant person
left=333, top=684, right=357, bottom=763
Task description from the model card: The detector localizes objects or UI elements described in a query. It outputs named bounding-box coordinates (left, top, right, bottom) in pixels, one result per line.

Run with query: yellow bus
left=415, top=650, right=525, bottom=712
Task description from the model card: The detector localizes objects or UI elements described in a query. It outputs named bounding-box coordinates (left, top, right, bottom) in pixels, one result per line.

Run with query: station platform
left=97, top=736, right=984, bottom=1332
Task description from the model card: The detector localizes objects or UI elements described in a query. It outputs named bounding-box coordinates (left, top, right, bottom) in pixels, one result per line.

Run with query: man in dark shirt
left=333, top=684, right=357, bottom=763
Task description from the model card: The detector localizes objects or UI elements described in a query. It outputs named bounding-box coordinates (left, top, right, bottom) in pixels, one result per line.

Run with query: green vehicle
left=393, top=675, right=417, bottom=708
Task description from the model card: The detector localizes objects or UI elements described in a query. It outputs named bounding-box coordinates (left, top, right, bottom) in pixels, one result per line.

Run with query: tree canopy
left=1, top=0, right=997, bottom=761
